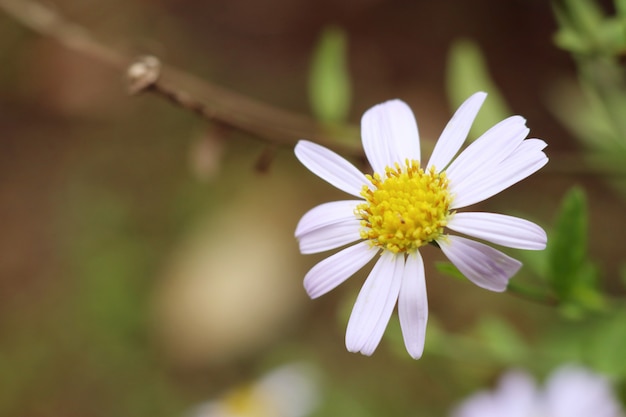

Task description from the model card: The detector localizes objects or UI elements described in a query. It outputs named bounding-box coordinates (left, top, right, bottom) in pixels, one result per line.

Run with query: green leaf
left=446, top=39, right=511, bottom=140
left=546, top=186, right=603, bottom=310
left=308, top=26, right=351, bottom=124
left=547, top=187, right=587, bottom=296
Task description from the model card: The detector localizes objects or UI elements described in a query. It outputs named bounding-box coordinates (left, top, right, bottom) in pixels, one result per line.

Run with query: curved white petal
left=447, top=212, right=547, bottom=250
left=295, top=200, right=361, bottom=238
left=345, top=251, right=403, bottom=356
left=298, top=219, right=362, bottom=254
left=451, top=138, right=547, bottom=198
left=295, top=140, right=367, bottom=197
left=516, top=138, right=548, bottom=152
left=303, top=241, right=378, bottom=299
left=398, top=251, right=428, bottom=359
left=427, top=92, right=487, bottom=171
left=445, top=116, right=529, bottom=187
left=451, top=141, right=548, bottom=208
left=361, top=100, right=420, bottom=174
left=437, top=235, right=521, bottom=292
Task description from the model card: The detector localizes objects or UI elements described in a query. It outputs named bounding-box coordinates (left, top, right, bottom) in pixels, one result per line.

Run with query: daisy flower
left=451, top=365, right=624, bottom=417
left=294, top=92, right=548, bottom=359
left=188, top=363, right=319, bottom=417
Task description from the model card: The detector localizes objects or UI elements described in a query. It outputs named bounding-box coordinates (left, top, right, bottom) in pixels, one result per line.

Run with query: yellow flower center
left=223, top=385, right=277, bottom=417
left=356, top=160, right=452, bottom=254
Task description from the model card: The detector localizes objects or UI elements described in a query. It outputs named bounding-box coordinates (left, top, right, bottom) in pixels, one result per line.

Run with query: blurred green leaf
left=308, top=26, right=352, bottom=124
left=554, top=0, right=626, bottom=55
left=560, top=0, right=605, bottom=38
left=555, top=0, right=604, bottom=38
left=616, top=0, right=626, bottom=17
left=553, top=27, right=592, bottom=54
left=446, top=39, right=511, bottom=139
left=550, top=0, right=626, bottom=197
left=546, top=79, right=619, bottom=152
left=595, top=18, right=626, bottom=53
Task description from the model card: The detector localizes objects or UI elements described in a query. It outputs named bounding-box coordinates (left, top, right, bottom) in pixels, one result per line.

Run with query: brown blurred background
left=1, top=0, right=623, bottom=416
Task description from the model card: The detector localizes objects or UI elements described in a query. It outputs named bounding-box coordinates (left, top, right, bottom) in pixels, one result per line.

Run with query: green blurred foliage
left=446, top=39, right=512, bottom=139
left=551, top=0, right=626, bottom=193
left=308, top=26, right=352, bottom=124
left=553, top=0, right=626, bottom=56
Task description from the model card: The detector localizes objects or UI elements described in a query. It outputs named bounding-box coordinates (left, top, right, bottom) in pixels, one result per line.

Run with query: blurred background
left=1, top=0, right=626, bottom=416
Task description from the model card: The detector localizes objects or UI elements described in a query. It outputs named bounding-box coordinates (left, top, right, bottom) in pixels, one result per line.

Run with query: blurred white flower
left=188, top=363, right=319, bottom=417
left=452, top=365, right=625, bottom=417
left=153, top=177, right=308, bottom=367
left=295, top=92, right=548, bottom=359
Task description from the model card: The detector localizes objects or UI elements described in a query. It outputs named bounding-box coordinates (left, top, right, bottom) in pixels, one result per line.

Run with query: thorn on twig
left=127, top=55, right=161, bottom=94
left=254, top=145, right=278, bottom=174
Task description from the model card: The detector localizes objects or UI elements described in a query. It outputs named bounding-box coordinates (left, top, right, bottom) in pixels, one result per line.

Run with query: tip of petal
left=535, top=229, right=548, bottom=250
left=407, top=346, right=424, bottom=360
left=471, top=91, right=488, bottom=100
left=345, top=346, right=375, bottom=356
left=294, top=139, right=308, bottom=153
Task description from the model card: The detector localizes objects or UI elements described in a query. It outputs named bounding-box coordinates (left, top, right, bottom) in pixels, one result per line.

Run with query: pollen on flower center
left=356, top=159, right=452, bottom=254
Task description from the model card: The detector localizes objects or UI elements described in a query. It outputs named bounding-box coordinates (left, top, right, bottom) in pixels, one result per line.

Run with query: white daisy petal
left=295, top=140, right=367, bottom=197
left=303, top=241, right=378, bottom=299
left=445, top=116, right=529, bottom=187
left=427, top=92, right=487, bottom=171
left=345, top=251, right=403, bottom=355
left=450, top=138, right=548, bottom=207
left=398, top=251, right=428, bottom=359
left=361, top=99, right=420, bottom=174
left=451, top=142, right=548, bottom=208
left=298, top=219, right=362, bottom=254
left=295, top=200, right=361, bottom=238
left=517, top=138, right=548, bottom=152
left=447, top=212, right=547, bottom=250
left=437, top=235, right=522, bottom=292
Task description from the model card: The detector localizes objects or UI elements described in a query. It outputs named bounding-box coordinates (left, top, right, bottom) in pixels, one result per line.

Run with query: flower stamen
left=357, top=160, right=452, bottom=253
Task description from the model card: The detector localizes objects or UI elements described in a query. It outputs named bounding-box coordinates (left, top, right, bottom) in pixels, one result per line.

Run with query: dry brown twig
left=2, top=0, right=624, bottom=177
left=0, top=0, right=363, bottom=165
